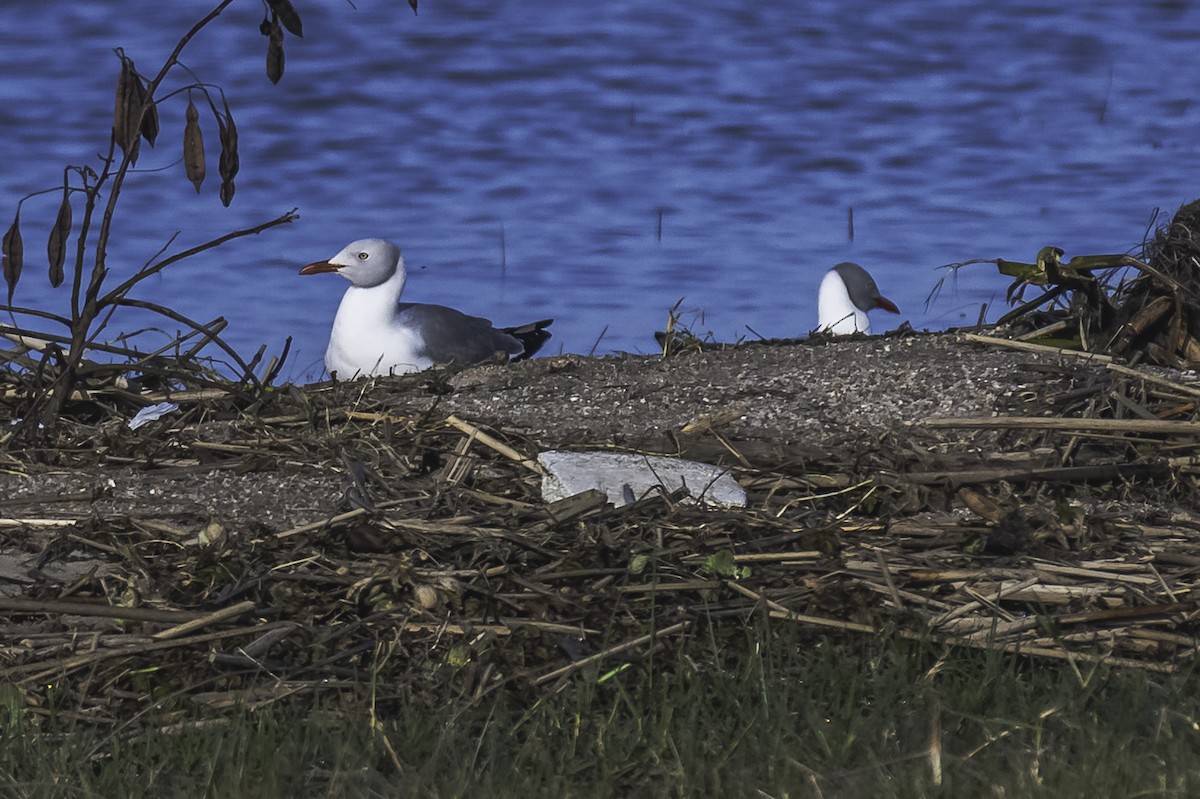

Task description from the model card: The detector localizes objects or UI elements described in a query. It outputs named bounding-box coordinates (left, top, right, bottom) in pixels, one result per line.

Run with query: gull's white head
left=299, top=238, right=403, bottom=289
left=817, top=262, right=899, bottom=335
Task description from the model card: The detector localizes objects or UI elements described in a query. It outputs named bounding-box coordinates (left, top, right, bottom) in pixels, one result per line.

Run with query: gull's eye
left=357, top=251, right=369, bottom=261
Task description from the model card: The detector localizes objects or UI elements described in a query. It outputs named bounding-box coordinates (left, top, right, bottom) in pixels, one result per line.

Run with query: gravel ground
left=426, top=332, right=1065, bottom=440
left=0, top=331, right=1136, bottom=536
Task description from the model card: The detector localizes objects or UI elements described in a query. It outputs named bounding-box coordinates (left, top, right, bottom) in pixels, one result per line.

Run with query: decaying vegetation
left=5, top=8, right=1200, bottom=791
left=947, top=197, right=1200, bottom=368
left=5, top=311, right=1200, bottom=730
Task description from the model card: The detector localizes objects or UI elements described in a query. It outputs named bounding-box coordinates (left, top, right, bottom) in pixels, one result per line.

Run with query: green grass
left=3, top=631, right=1199, bottom=798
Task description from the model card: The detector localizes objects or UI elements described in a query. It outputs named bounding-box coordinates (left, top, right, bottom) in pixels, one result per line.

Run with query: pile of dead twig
left=2, top=335, right=1200, bottom=729
left=941, top=199, right=1200, bottom=370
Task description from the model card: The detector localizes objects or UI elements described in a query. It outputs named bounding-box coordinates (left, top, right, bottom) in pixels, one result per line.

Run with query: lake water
left=2, top=1, right=1199, bottom=382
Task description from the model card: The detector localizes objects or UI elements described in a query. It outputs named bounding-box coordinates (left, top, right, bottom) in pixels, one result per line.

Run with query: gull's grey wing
left=396, top=303, right=525, bottom=365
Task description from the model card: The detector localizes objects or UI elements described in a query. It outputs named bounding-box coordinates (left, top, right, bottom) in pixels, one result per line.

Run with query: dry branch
left=4, top=331, right=1200, bottom=726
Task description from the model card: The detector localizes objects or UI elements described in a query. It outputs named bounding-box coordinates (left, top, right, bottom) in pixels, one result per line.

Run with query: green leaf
left=702, top=550, right=737, bottom=577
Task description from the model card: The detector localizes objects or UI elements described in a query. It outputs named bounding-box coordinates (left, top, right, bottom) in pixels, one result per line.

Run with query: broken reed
left=4, top=338, right=1200, bottom=728
left=936, top=200, right=1200, bottom=370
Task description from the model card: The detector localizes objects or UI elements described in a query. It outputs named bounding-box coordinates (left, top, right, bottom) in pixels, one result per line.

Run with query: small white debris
left=538, top=450, right=746, bottom=508
left=128, top=402, right=179, bottom=430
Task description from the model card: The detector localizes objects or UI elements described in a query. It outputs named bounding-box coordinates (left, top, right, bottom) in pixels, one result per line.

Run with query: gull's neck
left=337, top=267, right=406, bottom=325
left=818, top=270, right=870, bottom=334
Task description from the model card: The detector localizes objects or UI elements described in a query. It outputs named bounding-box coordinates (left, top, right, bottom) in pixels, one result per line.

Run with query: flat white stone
left=538, top=450, right=746, bottom=508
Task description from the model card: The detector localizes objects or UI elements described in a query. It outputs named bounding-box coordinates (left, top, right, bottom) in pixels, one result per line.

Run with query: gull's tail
left=503, top=319, right=554, bottom=361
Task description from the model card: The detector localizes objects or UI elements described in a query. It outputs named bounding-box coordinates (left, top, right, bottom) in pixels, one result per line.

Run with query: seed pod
left=112, top=60, right=129, bottom=147
left=267, top=0, right=303, bottom=38
left=266, top=13, right=285, bottom=84
left=217, top=101, right=240, bottom=182
left=217, top=119, right=234, bottom=206
left=136, top=75, right=160, bottom=147
left=47, top=191, right=72, bottom=288
left=183, top=97, right=206, bottom=193
left=408, top=0, right=417, bottom=13
left=2, top=210, right=23, bottom=304
left=112, top=58, right=140, bottom=161
left=217, top=107, right=239, bottom=207
left=114, top=55, right=157, bottom=156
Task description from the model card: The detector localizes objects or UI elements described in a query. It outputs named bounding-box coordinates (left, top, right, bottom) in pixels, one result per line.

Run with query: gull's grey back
left=394, top=303, right=523, bottom=365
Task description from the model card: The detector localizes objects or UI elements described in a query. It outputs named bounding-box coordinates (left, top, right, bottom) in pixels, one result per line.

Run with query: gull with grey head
left=300, top=238, right=552, bottom=379
left=817, top=261, right=899, bottom=335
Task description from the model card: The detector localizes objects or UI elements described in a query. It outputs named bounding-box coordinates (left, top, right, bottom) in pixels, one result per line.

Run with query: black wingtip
left=504, top=318, right=554, bottom=361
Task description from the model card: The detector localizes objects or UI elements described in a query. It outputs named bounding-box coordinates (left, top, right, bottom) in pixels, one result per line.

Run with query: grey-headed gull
left=300, top=238, right=552, bottom=378
left=817, top=262, right=899, bottom=335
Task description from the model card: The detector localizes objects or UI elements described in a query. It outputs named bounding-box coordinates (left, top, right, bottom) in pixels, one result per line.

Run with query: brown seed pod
left=47, top=191, right=72, bottom=288
left=112, top=58, right=140, bottom=160
left=183, top=97, right=206, bottom=193
left=136, top=74, right=159, bottom=147
left=267, top=0, right=303, bottom=38
left=266, top=14, right=285, bottom=85
left=114, top=55, right=157, bottom=156
left=217, top=111, right=239, bottom=208
left=217, top=101, right=240, bottom=182
left=3, top=210, right=24, bottom=304
left=217, top=118, right=229, bottom=174
left=224, top=105, right=239, bottom=174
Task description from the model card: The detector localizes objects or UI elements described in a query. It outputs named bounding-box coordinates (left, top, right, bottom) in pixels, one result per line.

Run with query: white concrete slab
left=538, top=450, right=746, bottom=508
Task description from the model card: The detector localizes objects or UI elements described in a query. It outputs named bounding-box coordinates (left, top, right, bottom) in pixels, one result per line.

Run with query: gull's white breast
left=324, top=284, right=433, bottom=377
left=818, top=269, right=870, bottom=334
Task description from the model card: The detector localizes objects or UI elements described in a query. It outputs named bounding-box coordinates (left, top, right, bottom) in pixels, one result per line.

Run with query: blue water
left=2, top=1, right=1199, bottom=381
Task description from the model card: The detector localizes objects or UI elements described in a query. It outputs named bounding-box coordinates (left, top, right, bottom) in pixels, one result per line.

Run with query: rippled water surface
left=3, top=1, right=1199, bottom=380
